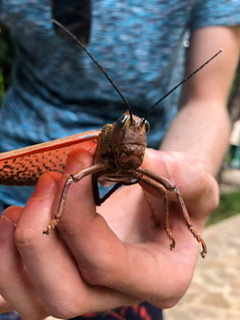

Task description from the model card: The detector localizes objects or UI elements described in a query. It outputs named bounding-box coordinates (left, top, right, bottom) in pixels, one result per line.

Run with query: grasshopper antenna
left=52, top=19, right=133, bottom=122
left=143, top=48, right=223, bottom=123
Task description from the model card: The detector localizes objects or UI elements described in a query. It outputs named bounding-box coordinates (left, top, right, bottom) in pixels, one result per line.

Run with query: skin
left=0, top=26, right=239, bottom=319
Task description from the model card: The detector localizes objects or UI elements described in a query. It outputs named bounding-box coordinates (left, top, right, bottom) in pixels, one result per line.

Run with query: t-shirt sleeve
left=190, top=0, right=240, bottom=30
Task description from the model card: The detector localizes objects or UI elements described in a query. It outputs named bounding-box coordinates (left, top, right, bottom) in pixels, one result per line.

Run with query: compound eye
left=144, top=120, right=150, bottom=133
left=116, top=114, right=129, bottom=128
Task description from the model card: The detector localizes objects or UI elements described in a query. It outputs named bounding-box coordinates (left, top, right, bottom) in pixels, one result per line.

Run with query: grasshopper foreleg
left=43, top=163, right=108, bottom=234
left=138, top=167, right=207, bottom=258
left=139, top=174, right=176, bottom=250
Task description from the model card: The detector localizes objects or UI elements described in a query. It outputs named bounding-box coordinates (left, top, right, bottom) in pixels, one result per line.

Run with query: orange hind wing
left=0, top=130, right=100, bottom=186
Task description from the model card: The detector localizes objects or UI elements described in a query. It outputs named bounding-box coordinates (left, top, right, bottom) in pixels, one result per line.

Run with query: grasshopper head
left=112, top=112, right=150, bottom=170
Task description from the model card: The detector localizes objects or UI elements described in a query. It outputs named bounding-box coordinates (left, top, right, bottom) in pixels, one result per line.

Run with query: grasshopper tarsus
left=201, top=247, right=207, bottom=259
left=189, top=226, right=207, bottom=258
left=164, top=228, right=176, bottom=251
left=43, top=217, right=60, bottom=235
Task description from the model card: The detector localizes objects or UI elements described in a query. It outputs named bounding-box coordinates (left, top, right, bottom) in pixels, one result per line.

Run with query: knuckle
left=44, top=296, right=88, bottom=319
left=80, top=262, right=118, bottom=287
left=78, top=249, right=123, bottom=287
left=14, top=225, right=41, bottom=256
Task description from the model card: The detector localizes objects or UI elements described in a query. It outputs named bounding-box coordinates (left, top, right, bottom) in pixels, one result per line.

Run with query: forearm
left=160, top=26, right=240, bottom=176
left=160, top=100, right=231, bottom=176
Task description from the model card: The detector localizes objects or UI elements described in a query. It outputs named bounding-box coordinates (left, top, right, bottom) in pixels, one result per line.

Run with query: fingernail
left=0, top=215, right=15, bottom=240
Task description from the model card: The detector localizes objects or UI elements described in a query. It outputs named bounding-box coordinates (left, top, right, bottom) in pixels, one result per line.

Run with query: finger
left=15, top=170, right=139, bottom=318
left=0, top=207, right=47, bottom=319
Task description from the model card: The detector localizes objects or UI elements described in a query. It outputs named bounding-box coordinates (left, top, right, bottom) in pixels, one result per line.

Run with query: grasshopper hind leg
left=92, top=178, right=124, bottom=206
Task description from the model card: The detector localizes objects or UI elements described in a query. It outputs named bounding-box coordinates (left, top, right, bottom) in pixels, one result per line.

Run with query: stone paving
left=164, top=213, right=240, bottom=320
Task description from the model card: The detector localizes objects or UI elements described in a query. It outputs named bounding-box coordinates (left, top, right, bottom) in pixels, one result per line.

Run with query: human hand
left=0, top=147, right=219, bottom=319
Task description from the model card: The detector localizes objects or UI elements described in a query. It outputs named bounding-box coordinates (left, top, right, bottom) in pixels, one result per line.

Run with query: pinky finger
left=0, top=208, right=47, bottom=319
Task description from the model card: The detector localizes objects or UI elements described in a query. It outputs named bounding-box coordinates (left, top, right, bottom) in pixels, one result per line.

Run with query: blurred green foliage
left=0, top=24, right=15, bottom=102
left=207, top=190, right=240, bottom=225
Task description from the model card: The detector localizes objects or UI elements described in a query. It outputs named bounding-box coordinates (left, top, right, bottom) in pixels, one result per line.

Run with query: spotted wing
left=0, top=130, right=100, bottom=186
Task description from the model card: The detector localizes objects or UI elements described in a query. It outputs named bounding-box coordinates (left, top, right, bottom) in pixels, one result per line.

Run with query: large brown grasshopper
left=0, top=20, right=222, bottom=258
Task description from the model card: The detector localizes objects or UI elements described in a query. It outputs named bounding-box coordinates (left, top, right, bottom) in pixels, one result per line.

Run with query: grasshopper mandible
left=0, top=20, right=222, bottom=258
